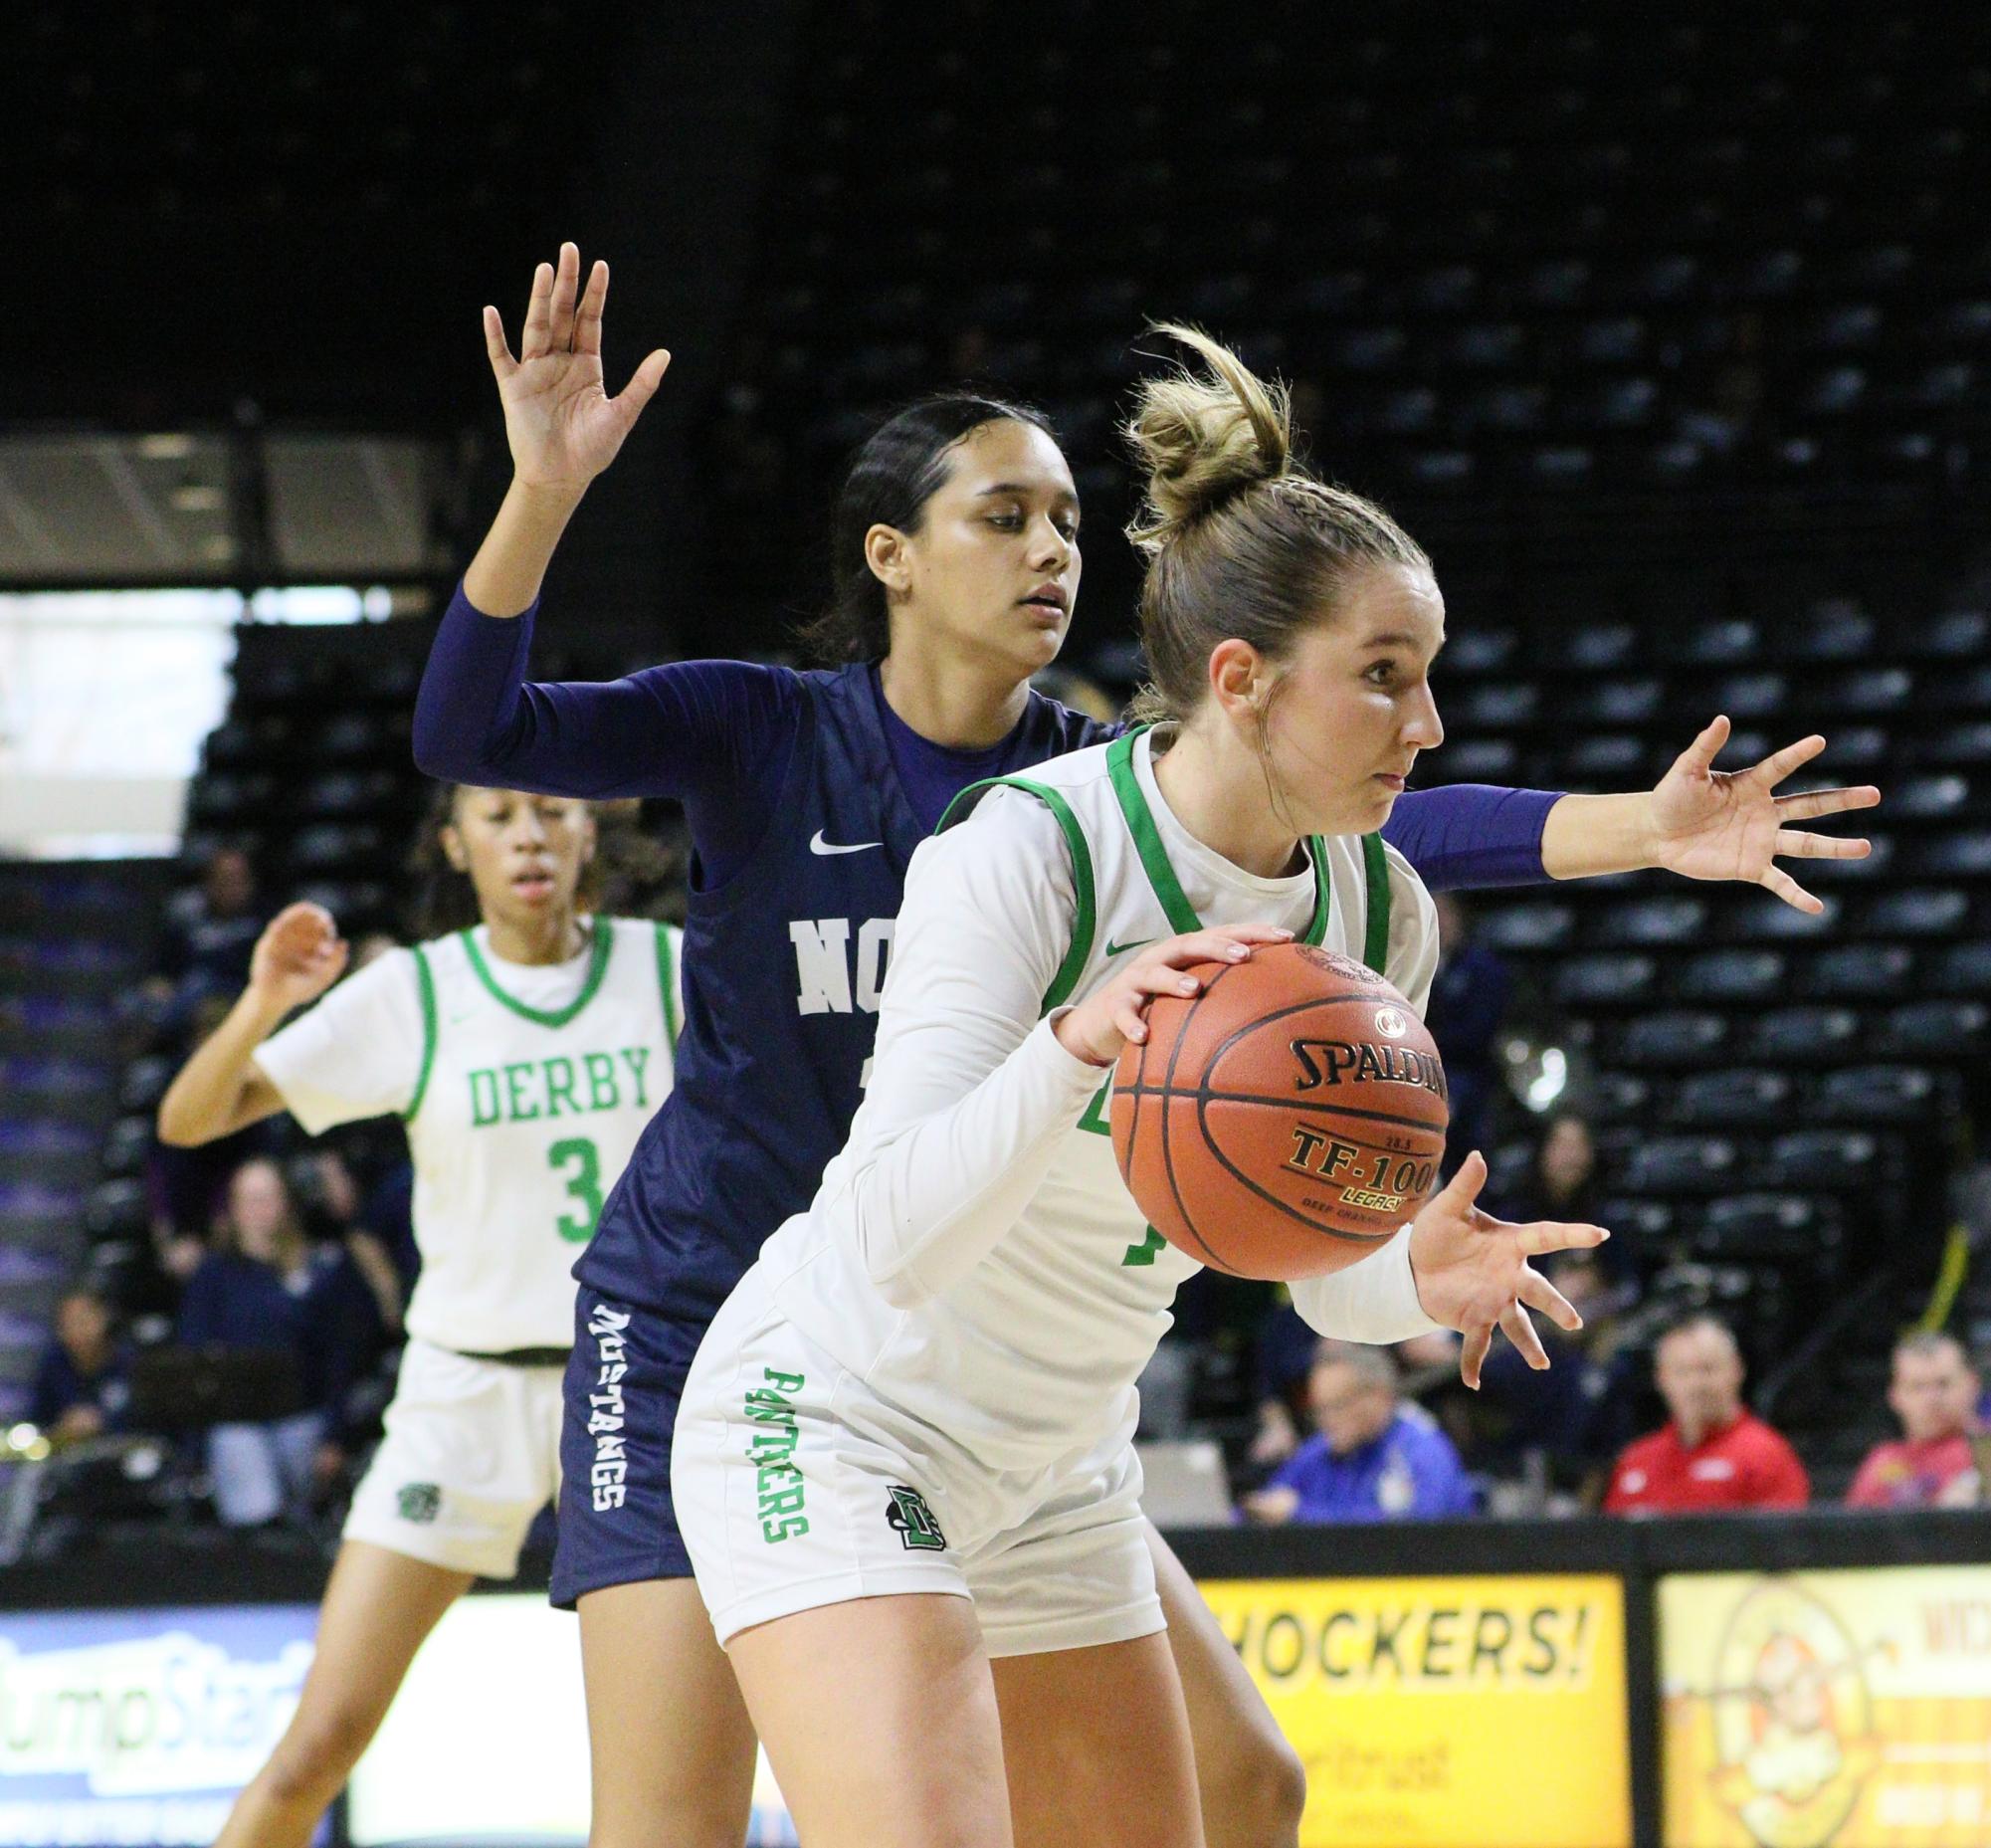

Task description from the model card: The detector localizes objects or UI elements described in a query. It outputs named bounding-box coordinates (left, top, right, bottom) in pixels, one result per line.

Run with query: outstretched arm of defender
left=463, top=242, right=672, bottom=617
left=1541, top=716, right=1879, bottom=909
left=156, top=905, right=346, bottom=1145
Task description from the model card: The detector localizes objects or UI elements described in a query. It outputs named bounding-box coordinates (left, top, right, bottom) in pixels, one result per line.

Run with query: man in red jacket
left=1845, top=1332, right=1982, bottom=1510
left=1604, top=1315, right=1809, bottom=1515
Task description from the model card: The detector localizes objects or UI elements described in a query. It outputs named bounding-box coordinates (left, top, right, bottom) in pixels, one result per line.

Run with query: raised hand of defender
left=1052, top=924, right=1295, bottom=1068
left=1647, top=715, right=1880, bottom=914
left=1407, top=1152, right=1606, bottom=1390
left=248, top=903, right=349, bottom=1014
left=484, top=242, right=672, bottom=494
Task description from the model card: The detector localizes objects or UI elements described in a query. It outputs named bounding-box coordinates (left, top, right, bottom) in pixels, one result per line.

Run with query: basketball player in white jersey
left=158, top=784, right=681, bottom=1848
left=670, top=327, right=1613, bottom=1847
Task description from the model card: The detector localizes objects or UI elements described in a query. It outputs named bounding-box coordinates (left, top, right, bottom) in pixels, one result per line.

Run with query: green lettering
left=547, top=1137, right=604, bottom=1243
left=1077, top=1077, right=1112, bottom=1137
left=543, top=1056, right=579, bottom=1120
left=620, top=1045, right=653, bottom=1110
left=468, top=1068, right=500, bottom=1129
left=503, top=1061, right=541, bottom=1122
left=583, top=1052, right=619, bottom=1111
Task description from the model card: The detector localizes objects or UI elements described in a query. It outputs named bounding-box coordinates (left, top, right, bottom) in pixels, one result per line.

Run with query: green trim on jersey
left=937, top=776, right=1097, bottom=1014
left=460, top=922, right=615, bottom=1029
left=1361, top=832, right=1393, bottom=974
left=404, top=943, right=439, bottom=1122
left=655, top=923, right=681, bottom=1044
left=1103, top=729, right=1342, bottom=951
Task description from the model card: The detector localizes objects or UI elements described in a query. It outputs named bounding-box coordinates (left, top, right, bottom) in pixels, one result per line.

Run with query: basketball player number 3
left=548, top=1136, right=605, bottom=1243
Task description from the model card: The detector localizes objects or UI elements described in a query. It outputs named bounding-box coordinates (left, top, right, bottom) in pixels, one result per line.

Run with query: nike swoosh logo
left=1105, top=937, right=1154, bottom=957
left=809, top=831, right=882, bottom=856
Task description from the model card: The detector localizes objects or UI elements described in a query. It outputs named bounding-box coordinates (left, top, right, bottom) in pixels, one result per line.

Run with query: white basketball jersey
left=403, top=917, right=680, bottom=1351
left=765, top=729, right=1438, bottom=1469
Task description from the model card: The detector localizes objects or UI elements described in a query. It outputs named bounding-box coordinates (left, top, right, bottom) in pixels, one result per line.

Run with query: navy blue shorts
left=549, top=1284, right=708, bottom=1609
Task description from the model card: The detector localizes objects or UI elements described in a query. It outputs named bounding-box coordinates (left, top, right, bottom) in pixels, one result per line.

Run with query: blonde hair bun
left=1124, top=323, right=1293, bottom=552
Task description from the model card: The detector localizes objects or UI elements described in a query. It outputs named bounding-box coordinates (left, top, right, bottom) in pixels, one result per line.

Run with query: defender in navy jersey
left=418, top=243, right=1878, bottom=1848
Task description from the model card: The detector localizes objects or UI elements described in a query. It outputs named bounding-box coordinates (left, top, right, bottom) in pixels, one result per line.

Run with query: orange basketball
left=1107, top=943, right=1449, bottom=1281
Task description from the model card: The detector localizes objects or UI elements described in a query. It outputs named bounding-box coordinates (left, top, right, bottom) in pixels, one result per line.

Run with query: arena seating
left=0, top=865, right=172, bottom=1416
left=16, top=0, right=1991, bottom=1501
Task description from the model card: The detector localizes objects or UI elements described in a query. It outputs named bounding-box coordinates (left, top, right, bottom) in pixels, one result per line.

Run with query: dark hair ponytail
left=795, top=392, right=1061, bottom=665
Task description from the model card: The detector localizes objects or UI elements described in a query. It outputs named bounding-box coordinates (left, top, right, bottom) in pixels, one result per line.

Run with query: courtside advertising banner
left=1201, top=1572, right=1632, bottom=1848
left=347, top=1591, right=797, bottom=1846
left=0, top=1603, right=321, bottom=1847
left=1661, top=1566, right=1991, bottom=1848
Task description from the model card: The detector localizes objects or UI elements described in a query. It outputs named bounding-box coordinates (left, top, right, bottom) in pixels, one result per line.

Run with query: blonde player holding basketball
left=157, top=785, right=681, bottom=1848
left=670, top=328, right=1610, bottom=1848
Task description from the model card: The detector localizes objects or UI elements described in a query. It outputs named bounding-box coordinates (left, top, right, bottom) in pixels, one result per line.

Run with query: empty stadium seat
left=1613, top=1011, right=1729, bottom=1067
left=1674, top=1068, right=1794, bottom=1127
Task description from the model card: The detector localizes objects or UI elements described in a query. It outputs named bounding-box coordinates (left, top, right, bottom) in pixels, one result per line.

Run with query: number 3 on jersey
left=548, top=1136, right=605, bottom=1243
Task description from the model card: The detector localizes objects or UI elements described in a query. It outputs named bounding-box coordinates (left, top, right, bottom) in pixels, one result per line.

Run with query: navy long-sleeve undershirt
left=414, top=584, right=1563, bottom=892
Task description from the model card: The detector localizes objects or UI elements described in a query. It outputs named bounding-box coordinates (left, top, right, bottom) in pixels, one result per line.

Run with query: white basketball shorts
left=671, top=1269, right=1162, bottom=1657
left=344, top=1338, right=564, bottom=1579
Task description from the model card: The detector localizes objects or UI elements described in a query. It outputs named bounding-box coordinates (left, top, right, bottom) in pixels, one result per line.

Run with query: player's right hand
left=1053, top=924, right=1294, bottom=1068
left=249, top=903, right=350, bottom=1013
left=1407, top=1151, right=1609, bottom=1391
left=484, top=242, right=672, bottom=496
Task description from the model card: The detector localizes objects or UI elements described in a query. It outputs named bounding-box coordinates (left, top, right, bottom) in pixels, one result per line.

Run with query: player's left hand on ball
left=1052, top=924, right=1294, bottom=1068
left=1647, top=715, right=1881, bottom=914
left=1406, top=1151, right=1608, bottom=1391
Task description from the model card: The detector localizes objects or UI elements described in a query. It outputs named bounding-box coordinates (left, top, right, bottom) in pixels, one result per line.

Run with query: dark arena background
left=2, top=6, right=1989, bottom=1846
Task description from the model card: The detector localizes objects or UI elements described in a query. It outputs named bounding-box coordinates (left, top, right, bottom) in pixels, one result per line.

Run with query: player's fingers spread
left=482, top=306, right=517, bottom=378
left=1751, top=733, right=1829, bottom=787
left=1515, top=1219, right=1609, bottom=1256
left=549, top=243, right=581, bottom=350
left=1773, top=826, right=1870, bottom=861
left=1501, top=1303, right=1550, bottom=1370
left=1679, top=713, right=1730, bottom=772
left=1519, top=1268, right=1582, bottom=1332
left=1774, top=784, right=1882, bottom=822
left=575, top=260, right=608, bottom=355
left=1759, top=865, right=1822, bottom=914
left=520, top=261, right=554, bottom=357
left=1131, top=961, right=1203, bottom=1000
left=617, top=348, right=672, bottom=412
left=1438, top=1149, right=1488, bottom=1209
left=1460, top=1325, right=1492, bottom=1390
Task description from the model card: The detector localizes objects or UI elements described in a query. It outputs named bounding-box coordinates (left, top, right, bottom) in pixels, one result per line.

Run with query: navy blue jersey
left=576, top=662, right=1107, bottom=1317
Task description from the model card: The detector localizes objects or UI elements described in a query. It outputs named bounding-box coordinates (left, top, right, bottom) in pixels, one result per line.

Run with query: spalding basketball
left=1107, top=943, right=1449, bottom=1281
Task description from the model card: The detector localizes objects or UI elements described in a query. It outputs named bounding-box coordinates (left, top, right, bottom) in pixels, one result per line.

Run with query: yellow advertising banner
left=1200, top=1573, right=1631, bottom=1848
left=1661, top=1566, right=1991, bottom=1848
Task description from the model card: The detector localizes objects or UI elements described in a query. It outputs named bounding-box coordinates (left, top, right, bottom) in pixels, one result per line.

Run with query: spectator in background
left=1604, top=1316, right=1808, bottom=1516
left=1424, top=892, right=1510, bottom=1174
left=155, top=847, right=270, bottom=1040
left=1247, top=1286, right=1317, bottom=1467
left=1846, top=1332, right=1982, bottom=1510
left=1472, top=1247, right=1638, bottom=1501
left=1499, top=1111, right=1632, bottom=1288
left=1243, top=1341, right=1477, bottom=1525
left=178, top=1157, right=380, bottom=1527
left=298, top=1147, right=405, bottom=1341
left=28, top=1285, right=130, bottom=1444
